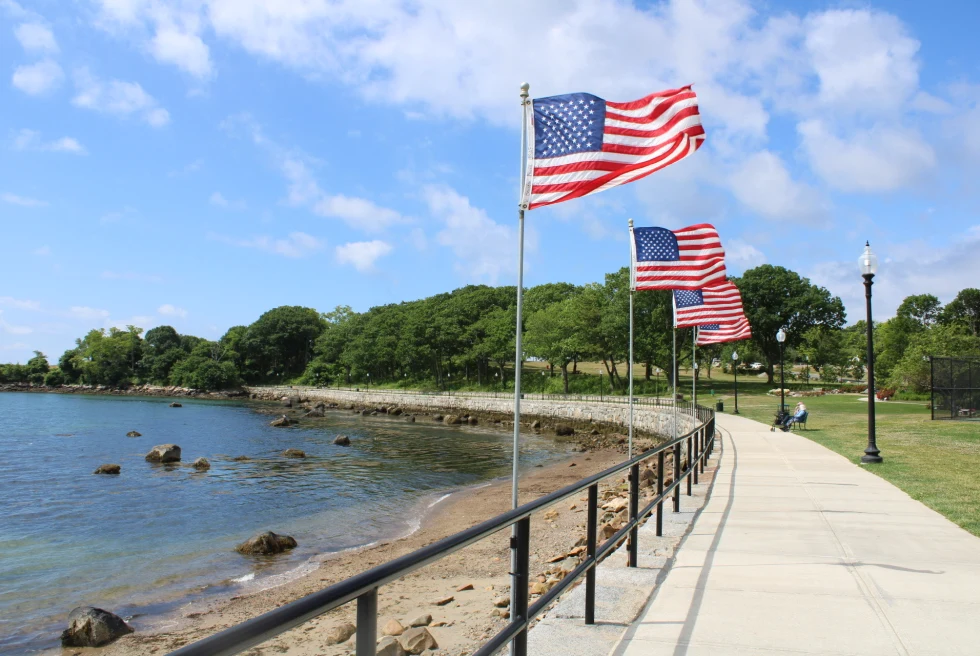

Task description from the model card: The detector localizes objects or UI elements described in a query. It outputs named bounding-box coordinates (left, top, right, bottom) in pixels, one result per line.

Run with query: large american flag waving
left=631, top=224, right=726, bottom=290
left=523, top=86, right=705, bottom=209
left=673, top=281, right=746, bottom=328
left=696, top=319, right=752, bottom=345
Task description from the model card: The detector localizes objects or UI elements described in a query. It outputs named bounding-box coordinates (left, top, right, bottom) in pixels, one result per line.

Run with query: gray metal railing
left=168, top=405, right=716, bottom=656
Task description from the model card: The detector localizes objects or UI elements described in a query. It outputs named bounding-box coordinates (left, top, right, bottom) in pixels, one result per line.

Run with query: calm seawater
left=0, top=392, right=569, bottom=654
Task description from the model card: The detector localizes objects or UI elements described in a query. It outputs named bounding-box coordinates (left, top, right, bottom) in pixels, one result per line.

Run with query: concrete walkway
left=615, top=413, right=980, bottom=656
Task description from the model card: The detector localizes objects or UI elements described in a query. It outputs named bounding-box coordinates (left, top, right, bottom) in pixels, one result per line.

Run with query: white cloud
left=725, top=239, right=766, bottom=272
left=0, top=310, right=33, bottom=335
left=149, top=28, right=212, bottom=78
left=14, top=22, right=58, bottom=53
left=798, top=120, right=936, bottom=193
left=32, top=245, right=50, bottom=256
left=208, top=231, right=324, bottom=258
left=12, top=129, right=86, bottom=154
left=209, top=191, right=246, bottom=210
left=0, top=296, right=41, bottom=310
left=727, top=151, right=828, bottom=225
left=69, top=306, right=110, bottom=320
left=158, top=304, right=188, bottom=318
left=335, top=240, right=393, bottom=272
left=2, top=192, right=47, bottom=207
left=424, top=184, right=528, bottom=283
left=12, top=60, right=63, bottom=95
left=313, top=194, right=403, bottom=231
left=72, top=68, right=170, bottom=127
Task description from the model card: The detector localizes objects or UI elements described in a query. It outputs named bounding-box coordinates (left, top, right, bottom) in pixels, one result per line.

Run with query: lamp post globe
left=776, top=328, right=787, bottom=414
left=860, top=242, right=883, bottom=464
left=732, top=351, right=740, bottom=414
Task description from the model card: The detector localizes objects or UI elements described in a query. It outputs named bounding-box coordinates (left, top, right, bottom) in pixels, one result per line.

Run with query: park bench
left=771, top=409, right=808, bottom=431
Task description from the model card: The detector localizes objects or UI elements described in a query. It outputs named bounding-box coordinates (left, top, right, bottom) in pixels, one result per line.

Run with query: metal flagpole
left=510, top=82, right=530, bottom=650
left=692, top=327, right=697, bottom=407
left=628, top=219, right=635, bottom=459
left=672, top=294, right=678, bottom=442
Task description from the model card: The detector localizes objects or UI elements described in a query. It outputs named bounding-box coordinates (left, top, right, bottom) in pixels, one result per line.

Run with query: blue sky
left=2, top=0, right=980, bottom=364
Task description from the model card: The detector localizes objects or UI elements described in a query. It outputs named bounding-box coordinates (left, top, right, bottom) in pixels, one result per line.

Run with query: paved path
left=615, top=413, right=980, bottom=656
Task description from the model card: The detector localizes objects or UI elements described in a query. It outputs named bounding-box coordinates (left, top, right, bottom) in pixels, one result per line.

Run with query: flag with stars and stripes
left=523, top=86, right=704, bottom=210
left=696, top=319, right=752, bottom=346
left=631, top=223, right=726, bottom=290
left=673, top=281, right=746, bottom=328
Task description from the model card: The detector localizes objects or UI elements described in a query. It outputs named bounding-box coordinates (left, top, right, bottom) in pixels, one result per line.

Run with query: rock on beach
left=235, top=531, right=297, bottom=555
left=145, top=444, right=181, bottom=463
left=60, top=606, right=133, bottom=647
left=324, top=622, right=356, bottom=645
left=377, top=636, right=408, bottom=656
left=401, top=627, right=438, bottom=654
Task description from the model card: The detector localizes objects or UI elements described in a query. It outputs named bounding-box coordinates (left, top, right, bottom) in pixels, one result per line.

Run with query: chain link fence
left=930, top=356, right=979, bottom=420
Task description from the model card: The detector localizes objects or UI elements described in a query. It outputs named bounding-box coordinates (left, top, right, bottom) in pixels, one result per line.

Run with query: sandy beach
left=77, top=441, right=636, bottom=656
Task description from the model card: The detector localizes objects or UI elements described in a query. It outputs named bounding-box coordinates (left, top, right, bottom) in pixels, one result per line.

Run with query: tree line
left=1, top=266, right=977, bottom=394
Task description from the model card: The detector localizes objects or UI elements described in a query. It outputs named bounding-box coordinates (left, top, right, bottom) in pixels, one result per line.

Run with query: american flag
left=524, top=86, right=704, bottom=209
left=631, top=224, right=726, bottom=290
left=673, top=281, right=746, bottom=328
left=696, top=319, right=752, bottom=346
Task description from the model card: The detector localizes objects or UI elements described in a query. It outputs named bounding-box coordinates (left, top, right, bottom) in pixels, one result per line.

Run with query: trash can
left=716, top=400, right=724, bottom=412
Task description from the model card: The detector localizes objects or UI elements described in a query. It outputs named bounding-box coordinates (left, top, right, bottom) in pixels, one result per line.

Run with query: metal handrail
left=169, top=406, right=716, bottom=656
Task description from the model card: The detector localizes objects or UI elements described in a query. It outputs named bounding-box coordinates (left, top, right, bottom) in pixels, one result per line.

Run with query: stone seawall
left=247, top=386, right=699, bottom=439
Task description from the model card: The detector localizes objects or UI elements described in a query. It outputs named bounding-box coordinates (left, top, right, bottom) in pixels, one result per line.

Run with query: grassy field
left=725, top=392, right=980, bottom=537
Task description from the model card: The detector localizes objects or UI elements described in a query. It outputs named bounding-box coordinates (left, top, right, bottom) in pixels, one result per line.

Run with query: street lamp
left=367, top=372, right=370, bottom=391
left=732, top=351, right=740, bottom=414
left=655, top=367, right=661, bottom=399
left=447, top=372, right=452, bottom=396
left=860, top=242, right=883, bottom=464
left=776, top=328, right=787, bottom=415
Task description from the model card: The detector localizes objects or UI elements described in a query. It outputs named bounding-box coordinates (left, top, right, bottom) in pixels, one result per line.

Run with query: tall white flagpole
left=628, top=219, right=635, bottom=459
left=510, top=82, right=530, bottom=646
left=672, top=293, right=678, bottom=441
left=692, top=327, right=697, bottom=407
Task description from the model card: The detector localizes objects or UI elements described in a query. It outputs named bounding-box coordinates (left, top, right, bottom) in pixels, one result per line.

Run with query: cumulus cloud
left=798, top=120, right=936, bottom=193
left=2, top=192, right=47, bottom=207
left=158, top=304, right=188, bottom=318
left=12, top=60, right=63, bottom=95
left=14, top=22, right=58, bottom=53
left=208, top=231, right=324, bottom=258
left=727, top=151, right=828, bottom=225
left=149, top=28, right=213, bottom=78
left=12, top=129, right=86, bottom=154
left=0, top=296, right=41, bottom=310
left=335, top=240, right=393, bottom=272
left=725, top=238, right=766, bottom=273
left=72, top=67, right=170, bottom=127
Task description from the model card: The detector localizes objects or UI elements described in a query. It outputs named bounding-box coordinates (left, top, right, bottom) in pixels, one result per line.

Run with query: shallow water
left=0, top=392, right=569, bottom=654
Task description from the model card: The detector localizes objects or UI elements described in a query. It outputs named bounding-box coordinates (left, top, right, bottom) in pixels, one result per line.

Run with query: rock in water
left=531, top=420, right=541, bottom=429
left=270, top=415, right=292, bottom=427
left=324, top=622, right=356, bottom=645
left=555, top=425, right=575, bottom=436
left=282, top=448, right=306, bottom=458
left=280, top=397, right=292, bottom=408
left=235, top=531, right=297, bottom=555
left=93, top=464, right=121, bottom=475
left=169, top=402, right=182, bottom=408
left=126, top=431, right=141, bottom=437
left=468, top=417, right=478, bottom=425
left=60, top=607, right=133, bottom=647
left=389, top=408, right=403, bottom=416
left=145, top=444, right=181, bottom=463
left=304, top=408, right=325, bottom=418
left=333, top=434, right=351, bottom=446
left=400, top=627, right=438, bottom=654
left=407, top=416, right=416, bottom=422
left=443, top=415, right=462, bottom=425
left=377, top=636, right=408, bottom=656
left=432, top=414, right=444, bottom=421
left=408, top=614, right=432, bottom=627
left=382, top=618, right=405, bottom=636
left=193, top=457, right=210, bottom=471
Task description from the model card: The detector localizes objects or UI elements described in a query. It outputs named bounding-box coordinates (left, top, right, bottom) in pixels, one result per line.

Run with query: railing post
left=656, top=450, right=664, bottom=536
left=513, top=517, right=531, bottom=656
left=355, top=588, right=378, bottom=656
left=585, top=484, right=597, bottom=624
left=673, top=442, right=681, bottom=512
left=628, top=463, right=639, bottom=567
left=699, top=427, right=705, bottom=473
left=692, top=429, right=699, bottom=486
left=686, top=435, right=693, bottom=496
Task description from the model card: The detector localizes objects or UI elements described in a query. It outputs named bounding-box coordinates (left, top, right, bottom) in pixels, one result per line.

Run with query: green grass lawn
left=724, top=392, right=980, bottom=537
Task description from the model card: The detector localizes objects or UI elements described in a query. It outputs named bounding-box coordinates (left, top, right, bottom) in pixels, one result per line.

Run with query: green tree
left=142, top=326, right=184, bottom=383
left=940, top=288, right=980, bottom=336
left=896, top=294, right=942, bottom=326
left=25, top=351, right=50, bottom=385
left=243, top=306, right=326, bottom=382
left=735, top=266, right=846, bottom=384
left=168, top=340, right=241, bottom=390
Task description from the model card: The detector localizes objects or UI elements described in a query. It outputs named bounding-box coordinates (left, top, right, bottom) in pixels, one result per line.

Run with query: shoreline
left=88, top=446, right=627, bottom=656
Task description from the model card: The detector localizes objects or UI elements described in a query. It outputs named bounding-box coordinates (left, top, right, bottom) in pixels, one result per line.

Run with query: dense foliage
left=1, top=268, right=977, bottom=394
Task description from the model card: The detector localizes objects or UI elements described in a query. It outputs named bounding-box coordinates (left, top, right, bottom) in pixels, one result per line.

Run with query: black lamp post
left=732, top=350, right=740, bottom=414
left=860, top=242, right=883, bottom=464
left=776, top=328, right=787, bottom=415
left=598, top=367, right=603, bottom=403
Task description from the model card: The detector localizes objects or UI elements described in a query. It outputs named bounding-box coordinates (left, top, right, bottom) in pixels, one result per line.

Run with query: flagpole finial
left=628, top=218, right=634, bottom=228
left=520, top=82, right=529, bottom=99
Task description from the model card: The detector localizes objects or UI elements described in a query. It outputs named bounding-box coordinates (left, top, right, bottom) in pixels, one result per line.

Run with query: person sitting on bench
left=782, top=401, right=807, bottom=431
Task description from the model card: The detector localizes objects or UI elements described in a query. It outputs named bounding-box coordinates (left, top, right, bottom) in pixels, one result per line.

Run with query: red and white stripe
left=633, top=224, right=726, bottom=291
left=696, top=319, right=752, bottom=345
left=675, top=281, right=745, bottom=328
left=526, top=86, right=705, bottom=209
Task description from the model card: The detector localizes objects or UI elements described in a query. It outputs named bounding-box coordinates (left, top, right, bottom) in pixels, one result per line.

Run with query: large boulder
left=145, top=444, right=181, bottom=463
left=382, top=618, right=405, bottom=636
left=333, top=435, right=351, bottom=446
left=377, top=636, right=408, bottom=656
left=400, top=627, right=438, bottom=654
left=282, top=448, right=306, bottom=458
left=235, top=531, right=298, bottom=555
left=325, top=622, right=356, bottom=645
left=60, top=607, right=133, bottom=647
left=93, top=464, right=120, bottom=475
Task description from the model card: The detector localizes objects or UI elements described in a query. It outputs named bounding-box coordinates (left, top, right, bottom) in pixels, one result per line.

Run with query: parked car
left=749, top=362, right=764, bottom=370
